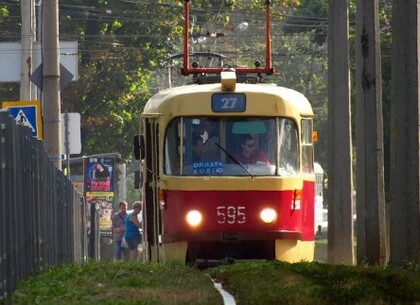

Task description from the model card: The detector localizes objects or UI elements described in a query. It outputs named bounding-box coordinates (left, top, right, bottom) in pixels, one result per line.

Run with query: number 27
left=221, top=97, right=237, bottom=109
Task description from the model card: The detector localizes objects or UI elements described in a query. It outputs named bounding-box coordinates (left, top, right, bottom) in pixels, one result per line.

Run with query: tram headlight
left=260, top=208, right=277, bottom=224
left=186, top=210, right=203, bottom=227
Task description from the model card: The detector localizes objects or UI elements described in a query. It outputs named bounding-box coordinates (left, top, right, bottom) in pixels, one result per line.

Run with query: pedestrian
left=124, top=201, right=142, bottom=261
left=315, top=225, right=324, bottom=240
left=111, top=201, right=129, bottom=261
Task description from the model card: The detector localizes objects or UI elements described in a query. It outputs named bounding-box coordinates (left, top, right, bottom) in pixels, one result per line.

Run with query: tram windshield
left=164, top=117, right=299, bottom=176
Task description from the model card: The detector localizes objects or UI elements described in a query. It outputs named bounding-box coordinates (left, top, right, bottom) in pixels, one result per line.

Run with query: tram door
left=143, top=118, right=162, bottom=262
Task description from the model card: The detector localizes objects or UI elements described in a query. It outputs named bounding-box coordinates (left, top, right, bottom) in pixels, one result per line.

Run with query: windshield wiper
left=214, top=142, right=253, bottom=178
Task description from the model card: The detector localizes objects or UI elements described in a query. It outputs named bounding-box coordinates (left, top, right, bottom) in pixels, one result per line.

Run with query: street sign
left=61, top=112, right=82, bottom=155
left=1, top=100, right=43, bottom=139
left=31, top=63, right=75, bottom=91
left=0, top=41, right=79, bottom=82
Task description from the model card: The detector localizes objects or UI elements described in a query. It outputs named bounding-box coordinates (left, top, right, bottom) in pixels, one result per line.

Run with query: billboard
left=84, top=157, right=115, bottom=230
left=84, top=157, right=115, bottom=197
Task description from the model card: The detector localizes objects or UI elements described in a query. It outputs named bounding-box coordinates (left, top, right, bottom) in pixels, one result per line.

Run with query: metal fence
left=0, top=110, right=89, bottom=303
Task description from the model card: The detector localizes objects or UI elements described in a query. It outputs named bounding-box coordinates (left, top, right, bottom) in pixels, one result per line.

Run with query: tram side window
left=164, top=118, right=181, bottom=175
left=301, top=118, right=314, bottom=173
left=278, top=118, right=299, bottom=175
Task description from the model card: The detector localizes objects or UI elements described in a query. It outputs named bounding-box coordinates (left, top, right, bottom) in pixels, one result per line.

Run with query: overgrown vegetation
left=9, top=260, right=420, bottom=305
left=210, top=261, right=420, bottom=305
left=11, top=261, right=222, bottom=305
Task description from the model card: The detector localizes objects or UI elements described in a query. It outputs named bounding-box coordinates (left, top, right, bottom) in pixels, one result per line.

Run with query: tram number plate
left=216, top=206, right=246, bottom=224
left=211, top=93, right=246, bottom=112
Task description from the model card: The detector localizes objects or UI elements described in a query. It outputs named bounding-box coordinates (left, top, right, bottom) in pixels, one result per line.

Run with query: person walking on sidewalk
left=111, top=201, right=129, bottom=261
left=124, top=201, right=142, bottom=261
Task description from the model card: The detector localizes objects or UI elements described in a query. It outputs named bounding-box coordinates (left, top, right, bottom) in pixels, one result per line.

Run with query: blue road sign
left=1, top=100, right=43, bottom=139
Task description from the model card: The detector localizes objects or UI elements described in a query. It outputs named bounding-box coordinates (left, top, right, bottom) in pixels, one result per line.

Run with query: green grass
left=10, top=261, right=222, bottom=305
left=8, top=260, right=420, bottom=305
left=209, top=261, right=420, bottom=305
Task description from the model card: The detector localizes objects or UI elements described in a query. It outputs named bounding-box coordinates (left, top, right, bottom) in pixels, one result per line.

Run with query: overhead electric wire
left=0, top=1, right=331, bottom=66
left=3, top=2, right=332, bottom=26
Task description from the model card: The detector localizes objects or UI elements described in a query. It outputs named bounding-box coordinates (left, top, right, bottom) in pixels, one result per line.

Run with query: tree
left=389, top=0, right=420, bottom=265
left=59, top=0, right=183, bottom=160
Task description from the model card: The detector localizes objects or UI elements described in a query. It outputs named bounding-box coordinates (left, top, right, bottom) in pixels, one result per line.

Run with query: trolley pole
left=327, top=0, right=355, bottom=265
left=42, top=0, right=62, bottom=169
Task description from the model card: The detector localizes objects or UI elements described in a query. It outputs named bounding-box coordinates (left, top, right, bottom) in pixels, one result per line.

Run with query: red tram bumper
left=162, top=230, right=302, bottom=243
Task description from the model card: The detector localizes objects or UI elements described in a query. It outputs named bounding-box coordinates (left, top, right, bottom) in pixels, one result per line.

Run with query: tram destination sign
left=212, top=93, right=246, bottom=112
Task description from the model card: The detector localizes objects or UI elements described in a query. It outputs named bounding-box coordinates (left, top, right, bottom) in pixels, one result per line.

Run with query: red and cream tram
left=133, top=0, right=316, bottom=265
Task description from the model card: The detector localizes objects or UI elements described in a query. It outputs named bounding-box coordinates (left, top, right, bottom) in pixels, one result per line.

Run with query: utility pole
left=327, top=0, right=355, bottom=264
left=42, top=0, right=62, bottom=169
left=389, top=0, right=420, bottom=265
left=355, top=0, right=387, bottom=265
left=20, top=0, right=36, bottom=100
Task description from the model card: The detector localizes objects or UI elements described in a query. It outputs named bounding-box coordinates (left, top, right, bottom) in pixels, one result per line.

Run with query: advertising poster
left=84, top=157, right=115, bottom=230
left=84, top=157, right=115, bottom=197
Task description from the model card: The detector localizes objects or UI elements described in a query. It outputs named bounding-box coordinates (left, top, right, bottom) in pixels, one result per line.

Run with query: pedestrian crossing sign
left=1, top=100, right=43, bottom=139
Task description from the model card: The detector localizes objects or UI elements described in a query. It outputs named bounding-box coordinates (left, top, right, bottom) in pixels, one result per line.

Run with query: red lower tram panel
left=160, top=181, right=315, bottom=263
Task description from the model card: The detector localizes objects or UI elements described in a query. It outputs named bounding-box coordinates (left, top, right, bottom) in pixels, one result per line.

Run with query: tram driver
left=234, top=134, right=270, bottom=165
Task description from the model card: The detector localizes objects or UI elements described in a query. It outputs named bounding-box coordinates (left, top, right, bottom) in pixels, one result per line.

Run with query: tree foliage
left=279, top=0, right=392, bottom=172
left=0, top=0, right=392, bottom=176
left=58, top=0, right=184, bottom=160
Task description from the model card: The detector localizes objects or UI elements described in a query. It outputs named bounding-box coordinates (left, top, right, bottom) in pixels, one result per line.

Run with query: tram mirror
left=312, top=131, right=318, bottom=143
left=232, top=121, right=266, bottom=134
left=133, top=135, right=145, bottom=160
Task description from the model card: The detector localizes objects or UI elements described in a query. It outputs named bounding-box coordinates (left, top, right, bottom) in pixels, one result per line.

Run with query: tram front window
left=164, top=117, right=299, bottom=176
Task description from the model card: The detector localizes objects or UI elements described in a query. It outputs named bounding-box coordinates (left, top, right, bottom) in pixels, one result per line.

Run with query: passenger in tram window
left=193, top=118, right=219, bottom=139
left=192, top=129, right=220, bottom=162
left=234, top=134, right=270, bottom=165
left=192, top=133, right=220, bottom=161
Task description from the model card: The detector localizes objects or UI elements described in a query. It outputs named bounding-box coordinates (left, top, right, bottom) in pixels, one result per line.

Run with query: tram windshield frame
left=164, top=116, right=300, bottom=176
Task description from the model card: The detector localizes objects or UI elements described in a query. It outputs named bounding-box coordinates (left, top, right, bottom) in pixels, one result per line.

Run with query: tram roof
left=143, top=83, right=313, bottom=115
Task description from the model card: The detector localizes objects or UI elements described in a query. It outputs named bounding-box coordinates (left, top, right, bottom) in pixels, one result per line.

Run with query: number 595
left=216, top=206, right=246, bottom=224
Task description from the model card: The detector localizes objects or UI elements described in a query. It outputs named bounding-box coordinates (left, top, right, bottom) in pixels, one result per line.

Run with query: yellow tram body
left=136, top=74, right=316, bottom=265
